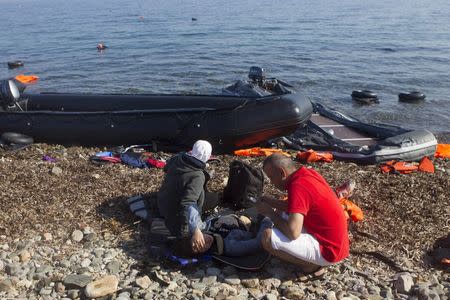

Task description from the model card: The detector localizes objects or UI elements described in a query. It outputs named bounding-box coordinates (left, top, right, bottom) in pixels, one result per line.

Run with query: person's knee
left=261, top=228, right=273, bottom=252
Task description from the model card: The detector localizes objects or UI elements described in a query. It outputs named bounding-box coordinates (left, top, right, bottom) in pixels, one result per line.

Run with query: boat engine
left=0, top=79, right=23, bottom=111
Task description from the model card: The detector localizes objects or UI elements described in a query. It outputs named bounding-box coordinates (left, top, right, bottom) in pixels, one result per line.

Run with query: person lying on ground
left=175, top=215, right=273, bottom=258
left=256, top=153, right=351, bottom=280
left=156, top=140, right=220, bottom=254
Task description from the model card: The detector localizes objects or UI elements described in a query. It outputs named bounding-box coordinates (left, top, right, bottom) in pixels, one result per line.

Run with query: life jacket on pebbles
left=435, top=144, right=450, bottom=159
left=380, top=156, right=434, bottom=174
left=296, top=150, right=334, bottom=163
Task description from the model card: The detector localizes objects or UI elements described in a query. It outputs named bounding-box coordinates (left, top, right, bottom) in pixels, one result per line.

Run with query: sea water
left=0, top=0, right=449, bottom=134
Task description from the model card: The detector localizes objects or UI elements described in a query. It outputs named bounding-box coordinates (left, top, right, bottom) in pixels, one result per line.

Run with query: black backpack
left=223, top=160, right=264, bottom=209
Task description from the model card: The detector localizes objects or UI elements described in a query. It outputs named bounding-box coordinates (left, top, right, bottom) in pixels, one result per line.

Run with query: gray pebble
left=106, top=260, right=120, bottom=274
left=63, top=274, right=92, bottom=288
left=71, top=230, right=83, bottom=242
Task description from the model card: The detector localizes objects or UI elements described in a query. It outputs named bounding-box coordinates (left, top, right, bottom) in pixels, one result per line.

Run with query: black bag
left=223, top=160, right=264, bottom=209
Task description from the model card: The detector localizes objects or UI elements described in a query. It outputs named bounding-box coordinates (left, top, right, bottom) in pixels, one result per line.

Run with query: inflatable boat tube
left=351, top=90, right=378, bottom=99
left=0, top=89, right=313, bottom=151
left=1, top=132, right=34, bottom=145
left=399, top=91, right=426, bottom=102
left=351, top=90, right=379, bottom=104
left=277, top=102, right=437, bottom=164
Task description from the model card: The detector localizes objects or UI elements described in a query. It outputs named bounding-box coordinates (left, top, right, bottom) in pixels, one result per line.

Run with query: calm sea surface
left=1, top=0, right=449, bottom=134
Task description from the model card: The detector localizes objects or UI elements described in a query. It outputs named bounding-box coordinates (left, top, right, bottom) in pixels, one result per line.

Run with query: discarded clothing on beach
left=435, top=144, right=450, bottom=159
left=296, top=149, right=334, bottom=163
left=90, top=150, right=166, bottom=169
left=380, top=156, right=434, bottom=174
left=234, top=147, right=290, bottom=157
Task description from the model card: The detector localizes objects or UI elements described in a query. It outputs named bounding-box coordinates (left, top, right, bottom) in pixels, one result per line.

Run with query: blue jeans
left=223, top=218, right=273, bottom=257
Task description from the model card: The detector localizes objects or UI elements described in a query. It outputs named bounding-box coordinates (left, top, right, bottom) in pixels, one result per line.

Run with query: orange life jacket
left=340, top=198, right=364, bottom=222
left=296, top=150, right=334, bottom=163
left=435, top=144, right=450, bottom=159
left=15, top=74, right=39, bottom=84
left=234, top=147, right=290, bottom=157
left=418, top=156, right=435, bottom=173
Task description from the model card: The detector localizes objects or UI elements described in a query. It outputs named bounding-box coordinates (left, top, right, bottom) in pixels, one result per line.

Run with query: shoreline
left=0, top=144, right=448, bottom=299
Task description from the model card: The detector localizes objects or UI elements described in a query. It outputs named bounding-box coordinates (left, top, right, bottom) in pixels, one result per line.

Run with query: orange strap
left=234, top=147, right=290, bottom=157
left=340, top=198, right=364, bottom=222
left=435, top=144, right=450, bottom=159
left=296, top=150, right=333, bottom=163
left=418, top=156, right=435, bottom=173
left=15, top=74, right=39, bottom=84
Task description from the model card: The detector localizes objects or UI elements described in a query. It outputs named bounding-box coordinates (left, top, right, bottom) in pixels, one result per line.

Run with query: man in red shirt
left=257, top=153, right=350, bottom=279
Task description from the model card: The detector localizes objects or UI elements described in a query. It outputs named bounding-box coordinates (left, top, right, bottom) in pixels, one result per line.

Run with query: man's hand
left=256, top=201, right=274, bottom=217
left=191, top=228, right=205, bottom=253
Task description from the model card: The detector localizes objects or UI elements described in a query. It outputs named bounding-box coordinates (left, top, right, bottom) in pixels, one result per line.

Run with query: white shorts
left=270, top=227, right=332, bottom=267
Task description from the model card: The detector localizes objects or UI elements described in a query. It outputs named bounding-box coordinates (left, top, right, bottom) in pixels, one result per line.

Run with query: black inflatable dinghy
left=0, top=69, right=312, bottom=150
left=276, top=102, right=437, bottom=164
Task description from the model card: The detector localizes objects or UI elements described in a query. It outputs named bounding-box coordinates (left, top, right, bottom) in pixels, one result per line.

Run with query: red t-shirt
left=286, top=167, right=349, bottom=263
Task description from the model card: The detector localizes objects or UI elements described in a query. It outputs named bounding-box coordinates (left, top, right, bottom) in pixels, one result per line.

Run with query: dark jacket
left=157, top=153, right=209, bottom=237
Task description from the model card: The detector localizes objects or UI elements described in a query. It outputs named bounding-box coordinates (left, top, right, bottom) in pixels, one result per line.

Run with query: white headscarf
left=187, top=140, right=212, bottom=163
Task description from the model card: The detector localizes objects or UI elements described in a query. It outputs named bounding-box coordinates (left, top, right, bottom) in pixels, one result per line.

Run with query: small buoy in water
left=96, top=43, right=108, bottom=51
left=351, top=90, right=379, bottom=104
left=192, top=17, right=197, bottom=21
left=7, top=61, right=24, bottom=69
left=139, top=16, right=144, bottom=20
left=399, top=91, right=426, bottom=102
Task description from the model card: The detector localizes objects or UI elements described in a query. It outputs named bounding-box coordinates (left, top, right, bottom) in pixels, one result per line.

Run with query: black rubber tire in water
left=351, top=90, right=378, bottom=99
left=1, top=132, right=34, bottom=145
left=7, top=61, right=24, bottom=69
left=398, top=91, right=426, bottom=102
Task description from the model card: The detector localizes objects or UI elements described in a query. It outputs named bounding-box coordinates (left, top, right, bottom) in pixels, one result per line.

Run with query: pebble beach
left=0, top=144, right=448, bottom=299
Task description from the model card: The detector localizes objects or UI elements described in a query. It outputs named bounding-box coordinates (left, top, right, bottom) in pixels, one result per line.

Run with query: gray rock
left=71, top=230, right=84, bottom=242
left=265, top=294, right=277, bottom=300
left=0, top=279, right=14, bottom=292
left=80, top=258, right=91, bottom=268
left=262, top=278, right=281, bottom=289
left=67, top=289, right=79, bottom=299
left=224, top=275, right=241, bottom=285
left=39, top=287, right=53, bottom=295
left=55, top=282, right=65, bottom=293
left=222, top=265, right=237, bottom=276
left=105, top=260, right=120, bottom=274
left=5, top=263, right=21, bottom=276
left=191, top=281, right=206, bottom=291
left=418, top=287, right=440, bottom=300
left=36, top=265, right=53, bottom=274
left=135, top=276, right=151, bottom=289
left=366, top=295, right=383, bottom=300
left=241, top=278, right=259, bottom=288
left=381, top=287, right=394, bottom=299
left=205, top=286, right=220, bottom=298
left=63, top=274, right=92, bottom=288
left=327, top=291, right=338, bottom=300
left=84, top=275, right=118, bottom=298
left=51, top=166, right=63, bottom=176
left=0, top=260, right=4, bottom=272
left=206, top=267, right=221, bottom=277
left=394, top=274, right=414, bottom=294
left=202, top=276, right=217, bottom=285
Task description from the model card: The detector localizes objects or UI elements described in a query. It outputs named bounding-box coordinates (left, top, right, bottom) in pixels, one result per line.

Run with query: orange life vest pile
left=234, top=147, right=290, bottom=157
left=339, top=198, right=364, bottom=222
left=380, top=156, right=435, bottom=174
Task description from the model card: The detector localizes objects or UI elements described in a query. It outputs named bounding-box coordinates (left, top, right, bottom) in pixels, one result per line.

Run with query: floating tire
left=351, top=90, right=378, bottom=99
left=399, top=91, right=426, bottom=102
left=7, top=61, right=24, bottom=69
left=1, top=132, right=34, bottom=145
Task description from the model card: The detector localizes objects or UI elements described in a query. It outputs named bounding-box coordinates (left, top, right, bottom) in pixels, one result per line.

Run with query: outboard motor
left=248, top=66, right=266, bottom=85
left=0, top=79, right=23, bottom=111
